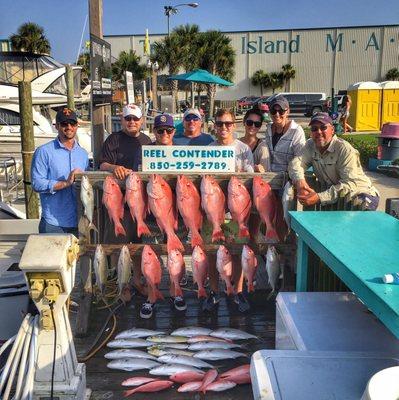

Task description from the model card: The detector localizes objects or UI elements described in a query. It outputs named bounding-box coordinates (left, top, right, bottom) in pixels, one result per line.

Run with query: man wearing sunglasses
left=173, top=108, right=214, bottom=146
left=254, top=95, right=305, bottom=173
left=289, top=112, right=379, bottom=209
left=99, top=104, right=152, bottom=179
left=32, top=108, right=89, bottom=234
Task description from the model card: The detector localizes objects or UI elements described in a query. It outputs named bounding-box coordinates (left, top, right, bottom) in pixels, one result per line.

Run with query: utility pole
left=66, top=64, right=75, bottom=110
left=18, top=81, right=40, bottom=219
left=89, top=0, right=110, bottom=168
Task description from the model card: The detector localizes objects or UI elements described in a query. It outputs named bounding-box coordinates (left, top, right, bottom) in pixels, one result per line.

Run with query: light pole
left=147, top=59, right=159, bottom=112
left=164, top=3, right=199, bottom=36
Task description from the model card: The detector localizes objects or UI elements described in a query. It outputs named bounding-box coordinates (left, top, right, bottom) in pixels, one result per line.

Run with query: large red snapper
left=228, top=176, right=252, bottom=238
left=191, top=246, right=209, bottom=298
left=125, top=173, right=151, bottom=237
left=167, top=249, right=185, bottom=297
left=241, top=245, right=258, bottom=293
left=220, top=364, right=251, bottom=384
left=176, top=175, right=203, bottom=248
left=200, top=175, right=226, bottom=242
left=147, top=174, right=184, bottom=253
left=216, top=245, right=234, bottom=296
left=252, top=176, right=279, bottom=241
left=102, top=176, right=126, bottom=237
left=141, top=245, right=164, bottom=301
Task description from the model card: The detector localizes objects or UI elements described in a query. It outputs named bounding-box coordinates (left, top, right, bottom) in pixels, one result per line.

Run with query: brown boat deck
left=72, top=287, right=277, bottom=400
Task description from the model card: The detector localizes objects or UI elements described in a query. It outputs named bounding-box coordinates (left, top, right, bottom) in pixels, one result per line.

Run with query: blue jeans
left=39, top=217, right=78, bottom=237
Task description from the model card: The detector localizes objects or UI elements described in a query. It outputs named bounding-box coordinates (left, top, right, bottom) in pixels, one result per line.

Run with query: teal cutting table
left=290, top=211, right=399, bottom=339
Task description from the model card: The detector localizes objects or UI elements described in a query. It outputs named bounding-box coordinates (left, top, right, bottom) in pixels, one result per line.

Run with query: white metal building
left=104, top=24, right=399, bottom=100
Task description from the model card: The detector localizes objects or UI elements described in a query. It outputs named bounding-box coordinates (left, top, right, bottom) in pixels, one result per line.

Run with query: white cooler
left=250, top=350, right=399, bottom=400
left=276, top=292, right=399, bottom=354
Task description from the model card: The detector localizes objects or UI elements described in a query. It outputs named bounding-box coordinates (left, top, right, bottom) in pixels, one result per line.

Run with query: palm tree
left=152, top=32, right=185, bottom=113
left=269, top=72, right=284, bottom=94
left=112, top=50, right=148, bottom=85
left=172, top=24, right=201, bottom=104
left=252, top=70, right=268, bottom=95
left=197, top=30, right=235, bottom=117
left=77, top=51, right=90, bottom=86
left=386, top=68, right=399, bottom=81
left=9, top=22, right=51, bottom=54
left=281, top=64, right=296, bottom=91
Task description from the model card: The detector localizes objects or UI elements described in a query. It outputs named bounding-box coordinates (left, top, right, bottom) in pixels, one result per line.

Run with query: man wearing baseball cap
left=173, top=108, right=213, bottom=146
left=32, top=107, right=89, bottom=233
left=288, top=112, right=379, bottom=209
left=99, top=103, right=152, bottom=298
left=99, top=103, right=152, bottom=179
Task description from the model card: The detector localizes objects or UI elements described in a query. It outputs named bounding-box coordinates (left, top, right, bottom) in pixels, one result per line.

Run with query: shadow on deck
left=73, top=289, right=276, bottom=400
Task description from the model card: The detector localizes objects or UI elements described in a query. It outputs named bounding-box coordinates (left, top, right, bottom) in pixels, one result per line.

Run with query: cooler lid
left=251, top=350, right=399, bottom=400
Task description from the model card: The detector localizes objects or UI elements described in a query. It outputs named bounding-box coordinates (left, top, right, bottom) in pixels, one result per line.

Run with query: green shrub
left=342, top=136, right=378, bottom=167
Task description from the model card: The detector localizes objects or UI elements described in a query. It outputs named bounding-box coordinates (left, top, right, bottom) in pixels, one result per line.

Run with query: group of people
left=31, top=95, right=379, bottom=318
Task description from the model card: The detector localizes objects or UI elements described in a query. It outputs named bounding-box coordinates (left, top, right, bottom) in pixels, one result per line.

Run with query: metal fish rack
left=74, top=171, right=293, bottom=335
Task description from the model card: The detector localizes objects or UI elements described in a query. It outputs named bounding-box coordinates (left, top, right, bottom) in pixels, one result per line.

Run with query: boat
left=0, top=51, right=92, bottom=160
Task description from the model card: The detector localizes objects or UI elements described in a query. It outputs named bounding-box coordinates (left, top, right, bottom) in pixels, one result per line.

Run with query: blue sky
left=1, top=0, right=398, bottom=63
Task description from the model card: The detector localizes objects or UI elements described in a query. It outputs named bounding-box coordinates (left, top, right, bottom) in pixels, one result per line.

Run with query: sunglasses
left=124, top=115, right=141, bottom=122
left=270, top=109, right=287, bottom=116
left=184, top=115, right=200, bottom=122
left=156, top=127, right=174, bottom=135
left=245, top=119, right=262, bottom=128
left=60, top=121, right=77, bottom=127
left=215, top=121, right=234, bottom=128
left=310, top=124, right=330, bottom=132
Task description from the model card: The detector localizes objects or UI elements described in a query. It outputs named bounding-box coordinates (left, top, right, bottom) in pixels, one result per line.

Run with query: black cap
left=56, top=108, right=78, bottom=124
left=269, top=95, right=289, bottom=110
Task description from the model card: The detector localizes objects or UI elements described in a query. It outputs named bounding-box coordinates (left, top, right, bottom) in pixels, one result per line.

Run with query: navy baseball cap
left=154, top=113, right=174, bottom=129
left=56, top=107, right=78, bottom=124
left=269, top=95, right=289, bottom=110
left=309, top=112, right=333, bottom=125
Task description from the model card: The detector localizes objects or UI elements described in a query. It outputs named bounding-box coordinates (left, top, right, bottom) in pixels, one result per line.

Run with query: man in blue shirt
left=32, top=108, right=89, bottom=234
left=173, top=108, right=214, bottom=146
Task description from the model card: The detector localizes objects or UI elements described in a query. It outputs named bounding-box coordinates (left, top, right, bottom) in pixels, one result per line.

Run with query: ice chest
left=250, top=350, right=399, bottom=400
left=276, top=292, right=399, bottom=354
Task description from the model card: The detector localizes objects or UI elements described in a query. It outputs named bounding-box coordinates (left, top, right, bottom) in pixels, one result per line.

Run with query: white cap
left=183, top=108, right=202, bottom=120
left=383, top=274, right=394, bottom=284
left=122, top=104, right=142, bottom=119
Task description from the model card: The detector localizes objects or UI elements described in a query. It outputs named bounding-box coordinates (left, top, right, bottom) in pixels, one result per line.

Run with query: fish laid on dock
left=188, top=341, right=241, bottom=351
left=147, top=346, right=194, bottom=358
left=205, top=379, right=237, bottom=392
left=171, top=327, right=212, bottom=337
left=104, top=349, right=157, bottom=360
left=210, top=328, right=258, bottom=340
left=148, top=343, right=189, bottom=350
left=220, top=364, right=251, bottom=384
left=149, top=363, right=203, bottom=376
left=107, top=358, right=160, bottom=371
left=193, top=349, right=247, bottom=360
left=123, top=380, right=174, bottom=397
left=107, top=338, right=151, bottom=348
left=169, top=370, right=205, bottom=383
left=178, top=381, right=203, bottom=392
left=115, top=328, right=166, bottom=340
left=147, top=335, right=188, bottom=343
left=121, top=377, right=157, bottom=387
left=157, top=354, right=213, bottom=369
left=187, top=335, right=232, bottom=344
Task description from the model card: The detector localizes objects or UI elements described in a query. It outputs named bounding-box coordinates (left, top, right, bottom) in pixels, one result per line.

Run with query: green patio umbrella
left=168, top=69, right=233, bottom=110
left=168, top=69, right=234, bottom=86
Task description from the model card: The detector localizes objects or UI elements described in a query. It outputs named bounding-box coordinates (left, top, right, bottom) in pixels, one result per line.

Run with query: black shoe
left=201, top=291, right=220, bottom=312
left=140, top=302, right=154, bottom=319
left=234, top=292, right=251, bottom=313
left=172, top=296, right=187, bottom=311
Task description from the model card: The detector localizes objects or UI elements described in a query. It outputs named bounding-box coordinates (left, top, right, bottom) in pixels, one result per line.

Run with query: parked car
left=237, top=96, right=260, bottom=112
left=266, top=92, right=328, bottom=116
